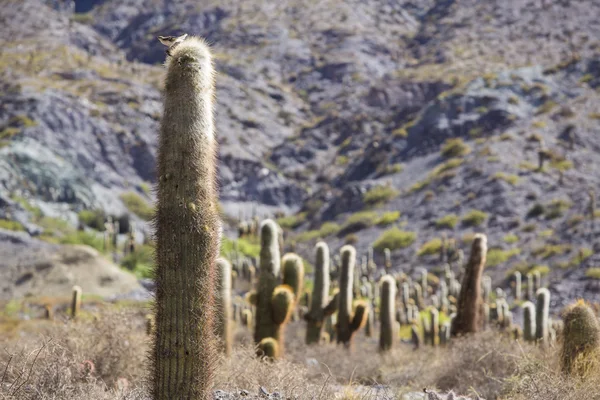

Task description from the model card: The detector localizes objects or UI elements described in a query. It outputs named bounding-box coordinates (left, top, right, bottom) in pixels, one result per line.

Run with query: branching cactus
left=216, top=258, right=232, bottom=355
left=282, top=253, right=304, bottom=306
left=535, top=288, right=550, bottom=344
left=379, top=275, right=396, bottom=352
left=152, top=35, right=221, bottom=400
left=561, top=300, right=600, bottom=377
left=522, top=301, right=536, bottom=342
left=337, top=245, right=369, bottom=348
left=305, top=242, right=338, bottom=344
left=452, top=234, right=487, bottom=336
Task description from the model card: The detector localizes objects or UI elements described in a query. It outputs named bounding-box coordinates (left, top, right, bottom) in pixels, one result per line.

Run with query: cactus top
left=260, top=219, right=281, bottom=276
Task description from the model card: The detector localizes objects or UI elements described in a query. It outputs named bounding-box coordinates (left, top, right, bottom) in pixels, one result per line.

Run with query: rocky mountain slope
left=1, top=0, right=600, bottom=306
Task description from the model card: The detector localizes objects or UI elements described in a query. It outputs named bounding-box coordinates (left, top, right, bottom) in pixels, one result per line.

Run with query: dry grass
left=1, top=308, right=600, bottom=399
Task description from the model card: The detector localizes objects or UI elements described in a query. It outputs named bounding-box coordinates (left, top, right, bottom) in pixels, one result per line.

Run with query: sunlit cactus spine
left=71, top=285, right=82, bottom=318
left=452, top=234, right=487, bottom=336
left=561, top=300, right=600, bottom=377
left=305, top=242, right=337, bottom=344
left=216, top=258, right=232, bottom=355
left=337, top=245, right=369, bottom=348
left=522, top=301, right=536, bottom=342
left=152, top=36, right=220, bottom=400
left=535, top=288, right=550, bottom=344
left=379, top=275, right=396, bottom=352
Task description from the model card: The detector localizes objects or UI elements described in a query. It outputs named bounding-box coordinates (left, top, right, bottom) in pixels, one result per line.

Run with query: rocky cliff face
left=2, top=0, right=600, bottom=306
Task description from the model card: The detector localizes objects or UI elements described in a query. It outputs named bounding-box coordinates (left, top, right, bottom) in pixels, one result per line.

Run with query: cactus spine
left=216, top=258, right=232, bottom=355
left=337, top=245, right=369, bottom=347
left=379, top=275, right=396, bottom=352
left=535, top=288, right=550, bottom=344
left=306, top=242, right=337, bottom=344
left=71, top=285, right=82, bottom=318
left=561, top=300, right=600, bottom=376
left=522, top=301, right=536, bottom=342
left=254, top=220, right=294, bottom=357
left=152, top=36, right=220, bottom=400
left=452, top=234, right=487, bottom=336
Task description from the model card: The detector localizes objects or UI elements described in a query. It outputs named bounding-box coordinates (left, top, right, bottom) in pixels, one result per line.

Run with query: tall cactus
left=513, top=271, right=522, bottom=301
left=535, top=288, right=550, bottom=344
left=522, top=301, right=536, bottom=342
left=152, top=35, right=221, bottom=400
left=71, top=285, right=82, bottom=318
left=254, top=220, right=294, bottom=357
left=305, top=242, right=337, bottom=344
left=379, top=275, right=396, bottom=352
left=337, top=245, right=369, bottom=348
left=429, top=307, right=439, bottom=347
left=452, top=234, right=487, bottom=336
left=216, top=258, right=232, bottom=355
left=561, top=300, right=600, bottom=376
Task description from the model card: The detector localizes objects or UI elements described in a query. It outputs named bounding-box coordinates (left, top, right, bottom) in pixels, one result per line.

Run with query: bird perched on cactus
left=158, top=33, right=188, bottom=55
left=561, top=300, right=600, bottom=377
left=152, top=35, right=220, bottom=400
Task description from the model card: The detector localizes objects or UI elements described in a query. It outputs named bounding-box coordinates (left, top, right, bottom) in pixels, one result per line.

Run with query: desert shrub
left=119, top=192, right=154, bottom=221
left=538, top=229, right=553, bottom=238
left=440, top=138, right=471, bottom=157
left=417, top=238, right=442, bottom=257
left=0, top=219, right=25, bottom=231
left=532, top=244, right=571, bottom=259
left=545, top=199, right=571, bottom=220
left=78, top=209, right=106, bottom=231
left=585, top=268, right=600, bottom=279
left=120, top=244, right=155, bottom=279
left=344, top=234, right=358, bottom=244
left=493, top=172, right=519, bottom=185
left=220, top=237, right=260, bottom=259
left=567, top=214, right=584, bottom=228
left=487, top=248, right=521, bottom=267
left=521, top=224, right=537, bottom=232
left=276, top=212, right=307, bottom=229
left=339, top=211, right=378, bottom=235
left=503, top=233, right=519, bottom=244
left=431, top=158, right=463, bottom=177
left=376, top=211, right=401, bottom=226
left=462, top=210, right=488, bottom=227
left=363, top=185, right=399, bottom=206
left=373, top=228, right=416, bottom=251
left=58, top=231, right=105, bottom=252
left=527, top=203, right=545, bottom=218
left=436, top=214, right=459, bottom=229
left=296, top=222, right=341, bottom=242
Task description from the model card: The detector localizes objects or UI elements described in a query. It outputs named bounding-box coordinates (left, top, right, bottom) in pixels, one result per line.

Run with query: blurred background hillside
left=1, top=0, right=600, bottom=310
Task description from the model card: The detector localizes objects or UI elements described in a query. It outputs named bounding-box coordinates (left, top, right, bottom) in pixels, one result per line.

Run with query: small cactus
left=430, top=308, right=439, bottom=346
left=281, top=253, right=304, bottom=306
left=561, top=300, right=600, bottom=377
left=257, top=337, right=279, bottom=359
left=522, top=301, right=536, bottom=342
left=535, top=288, right=550, bottom=344
left=379, top=275, right=396, bottom=351
left=384, top=248, right=392, bottom=269
left=513, top=271, right=522, bottom=301
left=411, top=323, right=421, bottom=350
left=453, top=234, right=487, bottom=336
left=71, top=285, right=82, bottom=318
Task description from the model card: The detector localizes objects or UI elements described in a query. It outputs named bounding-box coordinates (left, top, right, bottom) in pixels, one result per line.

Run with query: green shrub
left=538, top=229, right=554, bottom=238
left=462, top=210, right=488, bottom=227
left=503, top=233, right=519, bottom=244
left=373, top=228, right=416, bottom=251
left=436, top=214, right=459, bottom=229
left=377, top=211, right=401, bottom=226
left=383, top=163, right=404, bottom=175
left=487, top=248, right=521, bottom=267
left=11, top=195, right=43, bottom=219
left=220, top=237, right=260, bottom=259
left=527, top=203, right=545, bottom=218
left=417, top=238, right=442, bottom=257
left=296, top=222, right=341, bottom=242
left=529, top=264, right=550, bottom=276
left=339, top=211, right=378, bottom=235
left=440, top=138, right=471, bottom=157
left=59, top=231, right=105, bottom=252
left=493, top=172, right=519, bottom=185
left=363, top=185, right=399, bottom=206
left=0, top=219, right=25, bottom=231
left=70, top=13, right=94, bottom=24
left=532, top=244, right=571, bottom=259
left=431, top=159, right=463, bottom=177
left=276, top=212, right=307, bottom=229
left=120, top=192, right=154, bottom=220
left=78, top=209, right=106, bottom=231
left=522, top=223, right=536, bottom=233
left=120, top=244, right=155, bottom=279
left=585, top=268, right=600, bottom=280
left=545, top=199, right=571, bottom=220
